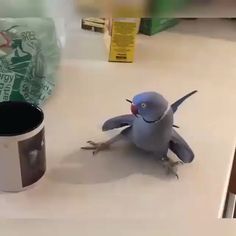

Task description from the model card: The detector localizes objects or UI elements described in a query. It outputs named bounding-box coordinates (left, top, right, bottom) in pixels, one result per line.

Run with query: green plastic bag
left=0, top=0, right=45, bottom=17
left=0, top=18, right=60, bottom=106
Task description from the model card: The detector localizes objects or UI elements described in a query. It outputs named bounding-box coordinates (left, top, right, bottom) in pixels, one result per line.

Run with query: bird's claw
left=162, top=160, right=183, bottom=180
left=170, top=161, right=184, bottom=167
left=81, top=141, right=110, bottom=155
left=166, top=166, right=179, bottom=180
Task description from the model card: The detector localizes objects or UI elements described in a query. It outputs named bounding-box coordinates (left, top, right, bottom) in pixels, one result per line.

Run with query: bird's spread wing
left=169, top=129, right=194, bottom=163
left=171, top=90, right=197, bottom=114
left=102, top=115, right=135, bottom=131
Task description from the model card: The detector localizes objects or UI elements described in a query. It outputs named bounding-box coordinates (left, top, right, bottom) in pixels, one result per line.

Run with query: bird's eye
left=141, top=103, right=147, bottom=109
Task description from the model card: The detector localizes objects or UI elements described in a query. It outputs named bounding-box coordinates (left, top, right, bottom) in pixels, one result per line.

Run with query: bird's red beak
left=131, top=104, right=138, bottom=116
left=126, top=99, right=138, bottom=116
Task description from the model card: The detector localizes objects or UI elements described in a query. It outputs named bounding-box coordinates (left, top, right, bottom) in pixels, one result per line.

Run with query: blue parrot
left=82, top=91, right=197, bottom=178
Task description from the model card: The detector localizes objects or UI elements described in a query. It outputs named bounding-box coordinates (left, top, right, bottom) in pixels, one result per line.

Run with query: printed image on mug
left=18, top=128, right=46, bottom=188
left=0, top=101, right=46, bottom=192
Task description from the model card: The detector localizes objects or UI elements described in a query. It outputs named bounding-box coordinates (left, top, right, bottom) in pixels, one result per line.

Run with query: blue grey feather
left=169, top=129, right=194, bottom=163
left=102, top=114, right=135, bottom=131
left=171, top=90, right=197, bottom=113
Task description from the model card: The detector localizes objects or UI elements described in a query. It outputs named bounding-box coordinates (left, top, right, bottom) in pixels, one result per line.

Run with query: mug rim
left=0, top=101, right=44, bottom=137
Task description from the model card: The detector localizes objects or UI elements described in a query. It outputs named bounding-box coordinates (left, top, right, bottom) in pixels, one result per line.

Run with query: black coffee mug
left=0, top=101, right=46, bottom=192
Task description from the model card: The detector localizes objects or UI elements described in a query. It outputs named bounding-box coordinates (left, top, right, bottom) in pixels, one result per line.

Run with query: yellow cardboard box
left=106, top=18, right=138, bottom=63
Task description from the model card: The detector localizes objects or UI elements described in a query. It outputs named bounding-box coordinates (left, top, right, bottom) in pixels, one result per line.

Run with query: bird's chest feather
left=131, top=114, right=173, bottom=152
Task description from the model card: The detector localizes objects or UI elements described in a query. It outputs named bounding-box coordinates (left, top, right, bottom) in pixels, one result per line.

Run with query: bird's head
left=126, top=92, right=169, bottom=123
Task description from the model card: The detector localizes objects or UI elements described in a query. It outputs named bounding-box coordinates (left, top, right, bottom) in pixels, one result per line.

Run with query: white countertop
left=1, top=29, right=236, bottom=234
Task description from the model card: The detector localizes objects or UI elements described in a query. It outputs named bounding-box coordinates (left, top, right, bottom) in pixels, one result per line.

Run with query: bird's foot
left=81, top=141, right=110, bottom=155
left=161, top=159, right=183, bottom=179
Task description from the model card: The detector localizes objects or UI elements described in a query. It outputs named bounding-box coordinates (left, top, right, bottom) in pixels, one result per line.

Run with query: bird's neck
left=142, top=105, right=171, bottom=124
